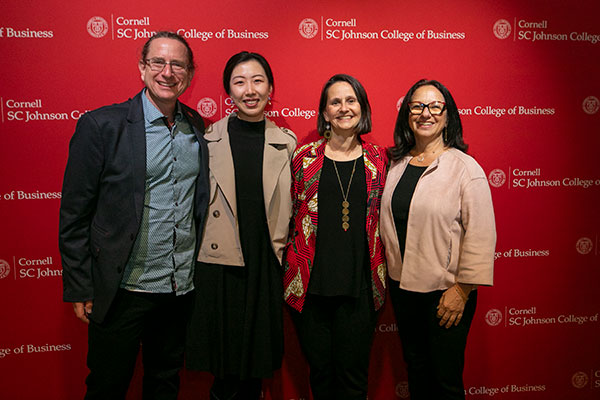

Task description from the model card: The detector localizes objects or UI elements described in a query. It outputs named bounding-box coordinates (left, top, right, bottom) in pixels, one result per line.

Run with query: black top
left=229, top=117, right=267, bottom=232
left=391, top=164, right=427, bottom=260
left=310, top=155, right=368, bottom=297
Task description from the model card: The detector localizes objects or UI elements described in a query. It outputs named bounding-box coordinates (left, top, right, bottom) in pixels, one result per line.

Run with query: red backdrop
left=1, top=1, right=599, bottom=399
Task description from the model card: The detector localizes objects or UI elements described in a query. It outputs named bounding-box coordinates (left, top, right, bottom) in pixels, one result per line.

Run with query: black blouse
left=391, top=164, right=427, bottom=260
left=310, top=155, right=368, bottom=297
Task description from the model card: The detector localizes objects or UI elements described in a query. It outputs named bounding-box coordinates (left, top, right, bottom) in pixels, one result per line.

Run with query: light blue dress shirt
left=121, top=90, right=200, bottom=294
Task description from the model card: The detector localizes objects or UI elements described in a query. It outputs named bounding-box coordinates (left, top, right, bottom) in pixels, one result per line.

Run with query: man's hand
left=72, top=301, right=93, bottom=324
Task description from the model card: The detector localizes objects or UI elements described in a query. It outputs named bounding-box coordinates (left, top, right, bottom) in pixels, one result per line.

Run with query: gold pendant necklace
left=332, top=158, right=358, bottom=231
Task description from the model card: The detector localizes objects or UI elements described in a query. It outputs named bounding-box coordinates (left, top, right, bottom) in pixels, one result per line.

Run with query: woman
left=283, top=74, right=387, bottom=400
left=186, top=51, right=297, bottom=399
left=380, top=79, right=496, bottom=400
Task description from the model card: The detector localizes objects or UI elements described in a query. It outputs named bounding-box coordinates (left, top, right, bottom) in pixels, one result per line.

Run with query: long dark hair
left=390, top=79, right=467, bottom=161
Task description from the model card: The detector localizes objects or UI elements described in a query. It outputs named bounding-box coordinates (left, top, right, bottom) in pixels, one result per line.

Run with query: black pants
left=209, top=375, right=262, bottom=400
left=291, top=290, right=378, bottom=400
left=389, top=282, right=477, bottom=400
left=85, top=289, right=193, bottom=400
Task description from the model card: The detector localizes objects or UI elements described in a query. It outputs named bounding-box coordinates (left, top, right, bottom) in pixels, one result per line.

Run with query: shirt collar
left=141, top=88, right=183, bottom=124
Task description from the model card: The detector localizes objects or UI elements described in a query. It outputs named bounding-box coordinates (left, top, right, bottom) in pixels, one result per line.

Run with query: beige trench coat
left=197, top=113, right=297, bottom=266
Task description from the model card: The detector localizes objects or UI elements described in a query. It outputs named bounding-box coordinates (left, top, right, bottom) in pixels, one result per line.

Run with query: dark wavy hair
left=317, top=74, right=372, bottom=136
left=390, top=79, right=467, bottom=161
left=140, top=31, right=195, bottom=74
left=222, top=51, right=274, bottom=95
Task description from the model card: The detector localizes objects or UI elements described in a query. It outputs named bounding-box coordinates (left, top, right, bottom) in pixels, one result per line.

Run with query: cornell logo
left=395, top=381, right=409, bottom=398
left=197, top=97, right=217, bottom=118
left=582, top=95, right=599, bottom=115
left=571, top=371, right=589, bottom=389
left=493, top=19, right=511, bottom=40
left=488, top=168, right=506, bottom=188
left=485, top=309, right=503, bottom=326
left=576, top=237, right=593, bottom=255
left=87, top=16, right=108, bottom=38
left=0, top=259, right=10, bottom=280
left=299, top=18, right=318, bottom=39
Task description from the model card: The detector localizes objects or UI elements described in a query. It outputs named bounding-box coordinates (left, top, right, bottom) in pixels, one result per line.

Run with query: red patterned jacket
left=283, top=138, right=388, bottom=312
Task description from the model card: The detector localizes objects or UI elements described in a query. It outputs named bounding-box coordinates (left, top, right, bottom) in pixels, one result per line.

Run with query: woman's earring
left=268, top=96, right=272, bottom=106
left=443, top=127, right=448, bottom=143
left=324, top=123, right=331, bottom=140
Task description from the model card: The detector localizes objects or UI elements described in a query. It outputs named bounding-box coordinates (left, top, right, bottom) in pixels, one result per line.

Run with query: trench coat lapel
left=204, top=118, right=237, bottom=217
left=263, top=120, right=291, bottom=211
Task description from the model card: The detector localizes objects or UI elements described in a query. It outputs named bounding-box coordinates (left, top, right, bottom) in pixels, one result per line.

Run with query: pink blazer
left=380, top=148, right=496, bottom=292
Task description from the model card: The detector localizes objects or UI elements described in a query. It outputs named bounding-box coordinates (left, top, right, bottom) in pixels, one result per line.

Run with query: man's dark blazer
left=59, top=90, right=209, bottom=323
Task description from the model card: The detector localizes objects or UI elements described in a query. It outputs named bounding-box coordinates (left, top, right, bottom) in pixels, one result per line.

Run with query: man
left=59, top=31, right=208, bottom=399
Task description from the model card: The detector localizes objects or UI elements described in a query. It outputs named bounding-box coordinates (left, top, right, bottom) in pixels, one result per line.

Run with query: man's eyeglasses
left=144, top=58, right=189, bottom=73
left=407, top=101, right=446, bottom=116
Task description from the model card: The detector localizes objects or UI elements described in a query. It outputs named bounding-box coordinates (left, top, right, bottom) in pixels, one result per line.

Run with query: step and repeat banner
left=1, top=0, right=599, bottom=399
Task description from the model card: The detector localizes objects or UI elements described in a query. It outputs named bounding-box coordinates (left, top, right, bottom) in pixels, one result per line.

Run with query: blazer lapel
left=127, top=92, right=147, bottom=225
left=302, top=139, right=326, bottom=230
left=181, top=103, right=209, bottom=190
left=363, top=144, right=377, bottom=195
